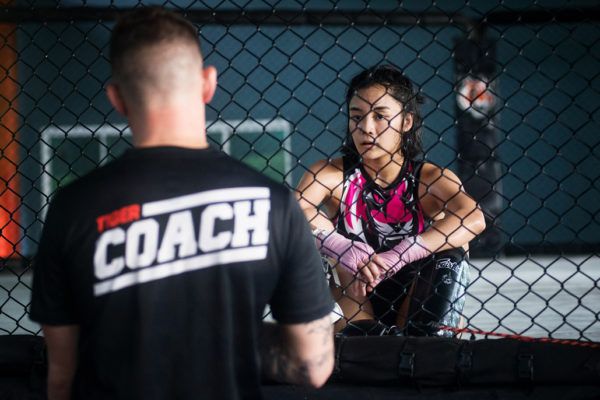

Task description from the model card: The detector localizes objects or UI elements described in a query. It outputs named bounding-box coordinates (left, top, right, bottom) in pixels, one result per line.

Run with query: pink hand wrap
left=376, top=235, right=430, bottom=279
left=314, top=230, right=374, bottom=274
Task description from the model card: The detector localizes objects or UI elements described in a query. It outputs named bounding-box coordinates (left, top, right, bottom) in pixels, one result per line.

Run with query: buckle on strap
left=518, top=353, right=534, bottom=382
left=398, top=351, right=415, bottom=378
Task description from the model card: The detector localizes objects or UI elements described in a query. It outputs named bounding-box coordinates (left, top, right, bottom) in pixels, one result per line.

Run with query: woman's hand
left=347, top=253, right=388, bottom=297
left=367, top=236, right=431, bottom=290
left=315, top=230, right=380, bottom=277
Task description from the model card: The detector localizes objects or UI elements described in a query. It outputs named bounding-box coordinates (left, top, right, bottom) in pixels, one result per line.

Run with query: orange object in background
left=0, top=1, right=20, bottom=259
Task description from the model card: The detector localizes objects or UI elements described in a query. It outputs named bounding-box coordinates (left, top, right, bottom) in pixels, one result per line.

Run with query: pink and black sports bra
left=335, top=157, right=426, bottom=252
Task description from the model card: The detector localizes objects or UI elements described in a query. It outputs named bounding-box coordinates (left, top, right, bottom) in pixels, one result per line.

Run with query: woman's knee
left=404, top=249, right=470, bottom=336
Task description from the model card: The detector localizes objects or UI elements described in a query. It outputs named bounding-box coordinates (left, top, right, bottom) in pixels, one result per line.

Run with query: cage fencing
left=0, top=1, right=598, bottom=344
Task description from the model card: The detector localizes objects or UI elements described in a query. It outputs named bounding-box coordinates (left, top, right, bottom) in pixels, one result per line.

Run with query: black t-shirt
left=30, top=146, right=333, bottom=400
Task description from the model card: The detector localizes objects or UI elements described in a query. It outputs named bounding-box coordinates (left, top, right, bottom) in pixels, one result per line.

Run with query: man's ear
left=106, top=83, right=128, bottom=117
left=202, top=66, right=218, bottom=104
left=402, top=112, right=414, bottom=132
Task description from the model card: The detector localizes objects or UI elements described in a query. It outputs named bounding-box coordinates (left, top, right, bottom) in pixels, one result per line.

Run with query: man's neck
left=128, top=103, right=208, bottom=149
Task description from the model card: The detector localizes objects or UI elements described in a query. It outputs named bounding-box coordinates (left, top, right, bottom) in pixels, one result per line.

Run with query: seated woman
left=296, top=65, right=486, bottom=336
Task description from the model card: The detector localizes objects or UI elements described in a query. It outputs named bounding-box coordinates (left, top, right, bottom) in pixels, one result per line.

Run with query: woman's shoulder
left=418, top=161, right=441, bottom=176
left=296, top=157, right=345, bottom=192
left=306, top=157, right=345, bottom=177
left=418, top=161, right=462, bottom=187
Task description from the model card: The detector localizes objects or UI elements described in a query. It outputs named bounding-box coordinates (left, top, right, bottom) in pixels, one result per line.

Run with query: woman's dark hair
left=342, top=65, right=424, bottom=161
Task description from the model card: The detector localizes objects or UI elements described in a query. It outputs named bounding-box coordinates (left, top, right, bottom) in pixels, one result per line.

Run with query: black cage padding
left=332, top=335, right=600, bottom=386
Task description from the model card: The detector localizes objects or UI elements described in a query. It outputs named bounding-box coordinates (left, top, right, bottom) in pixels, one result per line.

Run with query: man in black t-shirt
left=30, top=7, right=334, bottom=400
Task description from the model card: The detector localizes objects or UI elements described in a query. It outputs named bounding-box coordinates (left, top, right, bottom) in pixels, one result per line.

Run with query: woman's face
left=349, top=84, right=413, bottom=162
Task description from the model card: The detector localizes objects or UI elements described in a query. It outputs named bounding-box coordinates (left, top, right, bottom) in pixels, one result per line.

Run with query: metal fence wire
left=0, top=1, right=598, bottom=342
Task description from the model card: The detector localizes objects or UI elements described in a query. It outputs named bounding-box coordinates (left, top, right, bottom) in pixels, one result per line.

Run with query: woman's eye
left=350, top=115, right=362, bottom=122
left=375, top=113, right=386, bottom=120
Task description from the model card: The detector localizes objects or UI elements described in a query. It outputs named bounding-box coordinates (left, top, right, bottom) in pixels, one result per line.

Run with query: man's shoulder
left=54, top=157, right=127, bottom=199
left=54, top=148, right=293, bottom=207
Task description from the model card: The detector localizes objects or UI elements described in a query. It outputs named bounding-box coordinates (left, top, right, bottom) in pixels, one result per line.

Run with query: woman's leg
left=331, top=266, right=375, bottom=332
left=396, top=249, right=470, bottom=337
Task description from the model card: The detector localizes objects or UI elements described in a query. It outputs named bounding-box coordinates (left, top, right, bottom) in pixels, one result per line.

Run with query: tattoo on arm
left=307, top=318, right=334, bottom=347
left=260, top=318, right=333, bottom=386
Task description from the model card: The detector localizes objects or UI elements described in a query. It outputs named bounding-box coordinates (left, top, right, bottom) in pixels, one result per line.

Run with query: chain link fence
left=0, top=1, right=598, bottom=342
